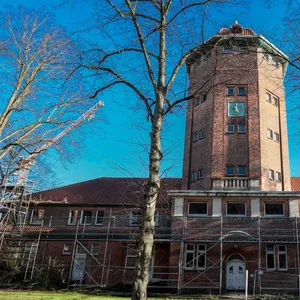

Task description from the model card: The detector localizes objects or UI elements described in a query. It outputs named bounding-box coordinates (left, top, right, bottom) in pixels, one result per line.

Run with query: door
left=71, top=252, right=86, bottom=281
left=226, top=260, right=246, bottom=291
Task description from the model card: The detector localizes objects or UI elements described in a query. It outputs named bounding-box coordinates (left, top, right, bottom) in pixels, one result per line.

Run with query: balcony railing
left=212, top=177, right=260, bottom=190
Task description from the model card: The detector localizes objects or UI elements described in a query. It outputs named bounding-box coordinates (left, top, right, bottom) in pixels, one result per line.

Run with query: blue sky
left=1, top=0, right=299, bottom=186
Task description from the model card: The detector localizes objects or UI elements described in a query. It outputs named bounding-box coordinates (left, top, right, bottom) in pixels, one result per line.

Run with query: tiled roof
left=291, top=177, right=300, bottom=191
left=32, top=177, right=182, bottom=206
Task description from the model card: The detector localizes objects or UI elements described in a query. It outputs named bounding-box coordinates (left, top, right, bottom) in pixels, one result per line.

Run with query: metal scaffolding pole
left=258, top=216, right=261, bottom=295
left=219, top=216, right=223, bottom=295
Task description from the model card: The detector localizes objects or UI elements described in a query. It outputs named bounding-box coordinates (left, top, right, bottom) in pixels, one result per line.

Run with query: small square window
left=272, top=96, right=278, bottom=106
left=238, top=87, right=247, bottom=96
left=267, top=129, right=273, bottom=139
left=276, top=172, right=281, bottom=182
left=191, top=171, right=197, bottom=182
left=188, top=203, right=208, bottom=215
left=274, top=132, right=280, bottom=142
left=238, top=124, right=246, bottom=133
left=265, top=203, right=284, bottom=216
left=226, top=166, right=234, bottom=176
left=226, top=124, right=235, bottom=134
left=193, top=132, right=199, bottom=142
left=266, top=93, right=271, bottom=103
left=198, top=169, right=204, bottom=179
left=199, top=128, right=206, bottom=139
left=227, top=87, right=234, bottom=96
left=195, top=98, right=200, bottom=106
left=269, top=169, right=274, bottom=180
left=201, top=94, right=207, bottom=103
left=238, top=166, right=247, bottom=176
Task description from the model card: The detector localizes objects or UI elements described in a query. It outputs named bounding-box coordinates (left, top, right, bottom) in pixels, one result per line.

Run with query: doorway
left=226, top=254, right=246, bottom=291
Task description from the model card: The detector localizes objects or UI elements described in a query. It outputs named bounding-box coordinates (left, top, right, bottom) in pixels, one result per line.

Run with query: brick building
left=1, top=22, right=300, bottom=295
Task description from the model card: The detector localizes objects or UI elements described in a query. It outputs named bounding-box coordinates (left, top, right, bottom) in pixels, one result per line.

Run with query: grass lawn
left=0, top=291, right=165, bottom=300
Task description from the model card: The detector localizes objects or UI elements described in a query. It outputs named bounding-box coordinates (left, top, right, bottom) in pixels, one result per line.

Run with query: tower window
left=193, top=132, right=199, bottom=142
left=268, top=169, right=275, bottom=180
left=267, top=129, right=273, bottom=139
left=266, top=93, right=271, bottom=103
left=201, top=94, right=207, bottom=103
left=191, top=171, right=197, bottom=182
left=198, top=169, right=204, bottom=179
left=238, top=124, right=246, bottom=133
left=274, top=132, right=280, bottom=142
left=276, top=172, right=282, bottom=182
left=238, top=87, right=247, bottom=96
left=226, top=124, right=235, bottom=134
left=199, top=128, right=206, bottom=139
left=195, top=98, right=200, bottom=106
left=227, top=87, right=235, bottom=96
left=238, top=166, right=247, bottom=176
left=272, top=96, right=278, bottom=106
left=226, top=166, right=234, bottom=176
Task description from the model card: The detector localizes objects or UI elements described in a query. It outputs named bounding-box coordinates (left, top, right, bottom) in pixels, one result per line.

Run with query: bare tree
left=0, top=6, right=96, bottom=185
left=67, top=1, right=236, bottom=299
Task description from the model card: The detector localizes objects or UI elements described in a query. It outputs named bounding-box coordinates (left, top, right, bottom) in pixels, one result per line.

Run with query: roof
left=291, top=177, right=300, bottom=191
left=32, top=177, right=182, bottom=207
left=218, top=21, right=255, bottom=36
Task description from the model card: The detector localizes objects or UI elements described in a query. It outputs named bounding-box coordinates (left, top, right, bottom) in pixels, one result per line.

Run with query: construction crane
left=0, top=100, right=104, bottom=225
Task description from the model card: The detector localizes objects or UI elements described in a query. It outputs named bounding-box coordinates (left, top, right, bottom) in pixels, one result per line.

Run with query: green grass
left=0, top=291, right=147, bottom=300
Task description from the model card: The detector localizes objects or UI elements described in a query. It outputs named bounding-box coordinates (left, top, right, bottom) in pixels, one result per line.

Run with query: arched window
left=227, top=254, right=245, bottom=262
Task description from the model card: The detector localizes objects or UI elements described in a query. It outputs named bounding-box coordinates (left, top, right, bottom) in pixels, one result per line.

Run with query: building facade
left=1, top=22, right=300, bottom=295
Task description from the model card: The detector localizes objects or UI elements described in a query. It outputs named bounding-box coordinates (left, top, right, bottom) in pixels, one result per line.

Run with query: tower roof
left=218, top=21, right=255, bottom=36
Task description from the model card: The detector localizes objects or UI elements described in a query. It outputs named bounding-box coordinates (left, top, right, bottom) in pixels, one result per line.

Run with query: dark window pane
left=227, top=203, right=246, bottom=215
left=265, top=203, right=284, bottom=215
left=227, top=87, right=234, bottom=95
left=186, top=252, right=194, bottom=268
left=197, top=254, right=205, bottom=268
left=267, top=253, right=275, bottom=269
left=189, top=203, right=207, bottom=215
left=238, top=87, right=246, bottom=96
left=238, top=166, right=247, bottom=176
left=226, top=166, right=234, bottom=176
left=279, top=254, right=287, bottom=269
left=96, top=211, right=104, bottom=224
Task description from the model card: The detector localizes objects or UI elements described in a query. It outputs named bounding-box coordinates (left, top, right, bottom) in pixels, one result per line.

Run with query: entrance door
left=71, top=252, right=86, bottom=281
left=226, top=259, right=246, bottom=291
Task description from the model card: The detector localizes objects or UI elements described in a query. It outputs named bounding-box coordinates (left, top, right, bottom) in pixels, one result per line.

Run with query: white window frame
left=274, top=132, right=280, bottom=142
left=188, top=202, right=208, bottom=216
left=267, top=129, right=273, bottom=139
left=237, top=124, right=247, bottom=134
left=129, top=211, right=141, bottom=227
left=80, top=210, right=92, bottom=225
left=185, top=244, right=195, bottom=270
left=278, top=245, right=288, bottom=271
left=226, top=124, right=235, bottom=134
left=276, top=172, right=281, bottom=182
left=227, top=87, right=235, bottom=96
left=198, top=169, right=204, bottom=179
left=264, top=203, right=284, bottom=217
left=266, top=92, right=272, bottom=103
left=125, top=245, right=137, bottom=269
left=226, top=202, right=246, bottom=216
left=191, top=171, right=197, bottom=182
left=226, top=166, right=235, bottom=176
left=269, top=169, right=275, bottom=180
left=68, top=210, right=77, bottom=225
left=95, top=210, right=104, bottom=225
left=266, top=245, right=276, bottom=271
left=30, top=209, right=44, bottom=225
left=272, top=96, right=279, bottom=106
left=199, top=128, right=206, bottom=139
left=62, top=243, right=72, bottom=255
left=91, top=243, right=100, bottom=255
left=196, top=245, right=206, bottom=270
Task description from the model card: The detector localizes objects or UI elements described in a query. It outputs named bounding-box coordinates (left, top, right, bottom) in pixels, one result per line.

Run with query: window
left=188, top=203, right=208, bottom=216
left=63, top=243, right=72, bottom=255
left=274, top=132, right=280, bottom=142
left=68, top=210, right=77, bottom=225
left=199, top=128, right=206, bottom=139
left=201, top=94, right=207, bottom=103
left=185, top=245, right=195, bottom=269
left=238, top=87, right=247, bottom=96
left=30, top=209, right=44, bottom=225
left=228, top=102, right=245, bottom=116
left=129, top=211, right=142, bottom=226
left=223, top=47, right=232, bottom=54
left=193, top=132, right=199, bottom=142
left=269, top=169, right=275, bottom=180
left=272, top=96, right=278, bottom=106
left=198, top=169, right=204, bottom=179
left=238, top=124, right=246, bottom=133
left=227, top=87, right=235, bottom=96
left=276, top=172, right=281, bottom=182
left=197, top=245, right=206, bottom=269
left=91, top=243, right=100, bottom=255
left=278, top=245, right=287, bottom=270
left=226, top=124, right=235, bottom=134
left=226, top=166, right=234, bottom=176
left=226, top=203, right=246, bottom=216
left=267, top=129, right=273, bottom=139
left=238, top=166, right=247, bottom=176
left=191, top=171, right=197, bottom=182
left=266, top=93, right=271, bottom=103
left=265, top=203, right=284, bottom=216
left=195, top=98, right=200, bottom=106
left=80, top=210, right=92, bottom=225
left=154, top=211, right=160, bottom=226
left=95, top=210, right=104, bottom=225
left=266, top=245, right=275, bottom=270
left=125, top=245, right=137, bottom=268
